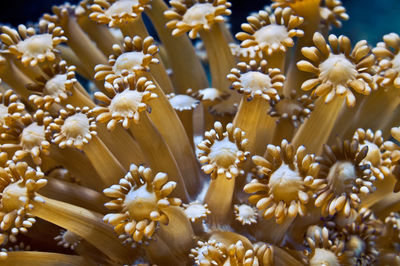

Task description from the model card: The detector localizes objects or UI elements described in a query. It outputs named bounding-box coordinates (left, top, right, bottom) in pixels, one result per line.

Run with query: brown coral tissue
left=0, top=0, right=399, bottom=265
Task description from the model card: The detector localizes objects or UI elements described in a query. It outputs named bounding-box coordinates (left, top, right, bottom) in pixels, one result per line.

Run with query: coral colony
left=0, top=0, right=399, bottom=265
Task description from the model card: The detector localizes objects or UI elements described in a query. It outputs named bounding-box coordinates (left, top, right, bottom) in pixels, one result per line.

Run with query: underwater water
left=0, top=0, right=399, bottom=45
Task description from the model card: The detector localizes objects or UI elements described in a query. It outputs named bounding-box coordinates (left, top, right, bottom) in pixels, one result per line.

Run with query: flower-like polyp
left=94, top=35, right=159, bottom=85
left=103, top=164, right=181, bottom=242
left=190, top=232, right=274, bottom=266
left=234, top=203, right=258, bottom=226
left=0, top=20, right=67, bottom=66
left=304, top=225, right=345, bottom=266
left=165, top=0, right=232, bottom=39
left=0, top=90, right=25, bottom=131
left=0, top=162, right=46, bottom=242
left=228, top=60, right=284, bottom=102
left=311, top=139, right=376, bottom=217
left=1, top=110, right=52, bottom=165
left=374, top=33, right=400, bottom=88
left=337, top=208, right=382, bottom=265
left=93, top=74, right=157, bottom=130
left=27, top=60, right=77, bottom=110
left=89, top=0, right=150, bottom=28
left=236, top=7, right=304, bottom=56
left=54, top=229, right=81, bottom=250
left=298, top=32, right=375, bottom=107
left=353, top=129, right=389, bottom=181
left=198, top=121, right=249, bottom=179
left=244, top=140, right=318, bottom=224
left=268, top=90, right=315, bottom=128
left=50, top=105, right=96, bottom=150
left=319, top=0, right=349, bottom=29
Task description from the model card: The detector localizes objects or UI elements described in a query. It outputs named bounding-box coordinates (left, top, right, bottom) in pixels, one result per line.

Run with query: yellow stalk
left=82, top=134, right=126, bottom=188
left=49, top=145, right=103, bottom=191
left=266, top=51, right=286, bottom=72
left=355, top=86, right=400, bottom=131
left=157, top=206, right=195, bottom=261
left=283, top=0, right=322, bottom=97
left=292, top=96, right=345, bottom=154
left=57, top=45, right=91, bottom=79
left=145, top=0, right=209, bottom=94
left=10, top=55, right=45, bottom=82
left=360, top=174, right=396, bottom=208
left=38, top=176, right=108, bottom=214
left=30, top=195, right=134, bottom=264
left=176, top=109, right=195, bottom=148
left=147, top=82, right=200, bottom=195
left=204, top=176, right=235, bottom=226
left=272, top=119, right=296, bottom=145
left=233, top=97, right=276, bottom=155
left=118, top=18, right=148, bottom=38
left=273, top=246, right=304, bottom=266
left=77, top=15, right=118, bottom=56
left=0, top=60, right=34, bottom=107
left=370, top=192, right=400, bottom=219
left=0, top=252, right=92, bottom=266
left=129, top=112, right=189, bottom=201
left=255, top=217, right=295, bottom=245
left=199, top=23, right=236, bottom=93
left=327, top=95, right=365, bottom=143
left=145, top=236, right=185, bottom=266
left=61, top=15, right=108, bottom=93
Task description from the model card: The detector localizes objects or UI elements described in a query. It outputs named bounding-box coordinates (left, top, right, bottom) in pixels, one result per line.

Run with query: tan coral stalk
left=292, top=33, right=375, bottom=154
left=92, top=75, right=189, bottom=200
left=48, top=145, right=104, bottom=191
left=0, top=251, right=92, bottom=266
left=0, top=162, right=132, bottom=264
left=198, top=122, right=249, bottom=225
left=56, top=45, right=91, bottom=79
left=0, top=56, right=35, bottom=107
left=229, top=60, right=284, bottom=155
left=50, top=105, right=126, bottom=188
left=38, top=176, right=108, bottom=214
left=103, top=164, right=194, bottom=262
left=146, top=0, right=209, bottom=94
left=168, top=93, right=199, bottom=148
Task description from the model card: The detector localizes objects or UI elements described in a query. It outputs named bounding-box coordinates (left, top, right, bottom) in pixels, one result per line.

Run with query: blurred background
left=0, top=0, right=399, bottom=45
